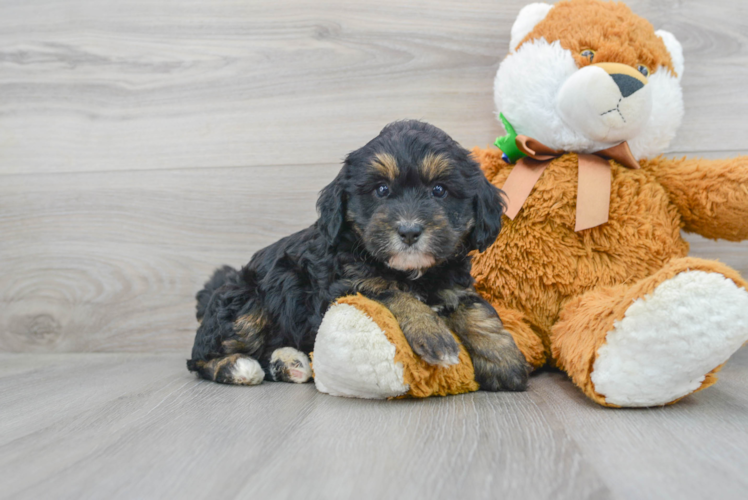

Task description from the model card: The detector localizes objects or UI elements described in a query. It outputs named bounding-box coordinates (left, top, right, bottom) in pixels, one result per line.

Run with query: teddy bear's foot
left=591, top=270, right=748, bottom=406
left=312, top=295, right=479, bottom=399
left=553, top=258, right=748, bottom=407
left=312, top=299, right=410, bottom=399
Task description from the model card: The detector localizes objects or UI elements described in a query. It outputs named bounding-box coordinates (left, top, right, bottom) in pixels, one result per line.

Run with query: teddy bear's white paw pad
left=591, top=271, right=748, bottom=406
left=269, top=347, right=312, bottom=383
left=313, top=303, right=409, bottom=399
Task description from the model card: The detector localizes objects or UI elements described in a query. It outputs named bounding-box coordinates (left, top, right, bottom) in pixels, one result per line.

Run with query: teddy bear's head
left=495, top=0, right=684, bottom=159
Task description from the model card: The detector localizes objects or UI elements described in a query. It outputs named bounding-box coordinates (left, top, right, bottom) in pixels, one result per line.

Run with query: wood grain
left=1, top=162, right=746, bottom=353
left=0, top=0, right=747, bottom=175
left=1, top=351, right=746, bottom=499
left=0, top=164, right=337, bottom=353
left=1, top=0, right=748, bottom=354
left=529, top=346, right=748, bottom=500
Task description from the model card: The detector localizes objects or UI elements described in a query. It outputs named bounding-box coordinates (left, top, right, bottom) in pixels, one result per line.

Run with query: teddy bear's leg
left=312, top=295, right=479, bottom=399
left=488, top=301, right=548, bottom=370
left=313, top=300, right=411, bottom=399
left=551, top=257, right=748, bottom=407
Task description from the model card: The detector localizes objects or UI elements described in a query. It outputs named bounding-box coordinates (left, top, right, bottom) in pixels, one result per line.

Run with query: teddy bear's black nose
left=611, top=73, right=644, bottom=98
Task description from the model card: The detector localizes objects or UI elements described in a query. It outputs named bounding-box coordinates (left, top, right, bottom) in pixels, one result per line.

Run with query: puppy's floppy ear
left=471, top=178, right=506, bottom=252
left=316, top=169, right=347, bottom=245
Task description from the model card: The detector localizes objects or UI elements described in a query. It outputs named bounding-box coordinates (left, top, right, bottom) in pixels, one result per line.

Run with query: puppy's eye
left=581, top=49, right=595, bottom=62
left=637, top=65, right=650, bottom=77
left=375, top=184, right=390, bottom=198
left=431, top=184, right=447, bottom=198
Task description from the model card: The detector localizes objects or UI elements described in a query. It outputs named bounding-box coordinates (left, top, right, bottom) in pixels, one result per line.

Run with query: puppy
left=187, top=120, right=529, bottom=391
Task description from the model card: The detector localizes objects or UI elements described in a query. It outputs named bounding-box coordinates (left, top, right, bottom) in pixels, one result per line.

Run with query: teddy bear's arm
left=643, top=156, right=748, bottom=241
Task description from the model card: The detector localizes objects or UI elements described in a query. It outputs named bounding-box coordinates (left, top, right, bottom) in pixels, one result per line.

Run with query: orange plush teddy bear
left=312, top=0, right=748, bottom=406
left=471, top=0, right=748, bottom=407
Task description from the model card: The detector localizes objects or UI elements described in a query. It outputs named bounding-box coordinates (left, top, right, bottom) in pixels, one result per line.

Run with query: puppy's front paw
left=402, top=316, right=460, bottom=367
left=473, top=337, right=530, bottom=392
left=269, top=347, right=312, bottom=383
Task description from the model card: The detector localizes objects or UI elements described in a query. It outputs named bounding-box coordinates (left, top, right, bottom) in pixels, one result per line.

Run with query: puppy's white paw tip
left=270, top=347, right=312, bottom=383
left=231, top=357, right=265, bottom=386
left=436, top=354, right=460, bottom=368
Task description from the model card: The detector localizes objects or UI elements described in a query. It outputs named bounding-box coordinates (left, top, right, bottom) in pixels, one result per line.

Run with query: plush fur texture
left=313, top=295, right=479, bottom=399
left=313, top=301, right=410, bottom=399
left=188, top=120, right=529, bottom=392
left=474, top=0, right=748, bottom=407
left=591, top=270, right=748, bottom=407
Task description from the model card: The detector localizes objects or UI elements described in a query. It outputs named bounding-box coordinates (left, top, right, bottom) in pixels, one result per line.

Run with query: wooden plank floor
left=1, top=348, right=747, bottom=500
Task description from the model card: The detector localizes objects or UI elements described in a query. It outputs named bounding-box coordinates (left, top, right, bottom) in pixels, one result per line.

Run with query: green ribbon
left=494, top=113, right=527, bottom=164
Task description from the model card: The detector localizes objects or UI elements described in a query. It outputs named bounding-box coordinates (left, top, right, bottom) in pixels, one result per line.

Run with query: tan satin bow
left=500, top=136, right=640, bottom=231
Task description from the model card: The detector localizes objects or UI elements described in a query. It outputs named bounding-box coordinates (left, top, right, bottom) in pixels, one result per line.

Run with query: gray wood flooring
left=1, top=349, right=747, bottom=500
left=2, top=0, right=748, bottom=498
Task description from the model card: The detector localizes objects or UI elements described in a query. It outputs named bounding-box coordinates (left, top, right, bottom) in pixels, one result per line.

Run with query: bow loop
left=515, top=135, right=562, bottom=161
left=595, top=142, right=640, bottom=171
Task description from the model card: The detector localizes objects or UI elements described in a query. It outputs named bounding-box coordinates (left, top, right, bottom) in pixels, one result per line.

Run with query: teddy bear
left=312, top=0, right=748, bottom=406
left=470, top=0, right=748, bottom=407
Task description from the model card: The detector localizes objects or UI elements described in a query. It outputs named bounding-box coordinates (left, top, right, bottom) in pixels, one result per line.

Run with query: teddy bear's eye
left=637, top=65, right=650, bottom=77
left=581, top=49, right=595, bottom=62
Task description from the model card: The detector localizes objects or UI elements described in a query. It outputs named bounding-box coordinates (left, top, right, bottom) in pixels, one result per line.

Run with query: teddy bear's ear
left=509, top=3, right=553, bottom=52
left=656, top=30, right=684, bottom=81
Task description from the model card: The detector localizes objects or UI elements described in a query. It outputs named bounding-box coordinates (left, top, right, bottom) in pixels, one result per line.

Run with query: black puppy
left=187, top=120, right=529, bottom=391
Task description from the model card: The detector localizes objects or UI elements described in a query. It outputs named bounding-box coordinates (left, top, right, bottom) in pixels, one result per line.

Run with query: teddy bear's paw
left=269, top=347, right=312, bottom=383
left=313, top=302, right=410, bottom=399
left=591, top=271, right=748, bottom=407
left=400, top=316, right=460, bottom=367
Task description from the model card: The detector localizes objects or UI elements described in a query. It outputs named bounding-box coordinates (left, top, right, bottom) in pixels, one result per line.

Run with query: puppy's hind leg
left=188, top=268, right=269, bottom=386
left=187, top=354, right=265, bottom=386
left=268, top=347, right=312, bottom=383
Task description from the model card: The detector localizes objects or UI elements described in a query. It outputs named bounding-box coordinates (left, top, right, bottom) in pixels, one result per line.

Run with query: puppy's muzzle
left=398, top=223, right=423, bottom=246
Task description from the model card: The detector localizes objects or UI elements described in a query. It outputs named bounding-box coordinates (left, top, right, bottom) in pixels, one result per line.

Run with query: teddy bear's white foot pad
left=591, top=271, right=748, bottom=407
left=313, top=303, right=409, bottom=399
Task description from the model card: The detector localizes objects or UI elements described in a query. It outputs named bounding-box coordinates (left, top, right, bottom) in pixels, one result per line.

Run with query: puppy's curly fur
left=187, top=121, right=529, bottom=391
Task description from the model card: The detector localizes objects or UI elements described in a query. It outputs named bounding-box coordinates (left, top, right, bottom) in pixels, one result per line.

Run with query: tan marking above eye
left=420, top=152, right=451, bottom=182
left=371, top=153, right=399, bottom=180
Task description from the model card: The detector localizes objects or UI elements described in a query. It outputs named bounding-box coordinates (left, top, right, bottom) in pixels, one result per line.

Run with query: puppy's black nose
left=610, top=73, right=644, bottom=98
left=398, top=224, right=423, bottom=246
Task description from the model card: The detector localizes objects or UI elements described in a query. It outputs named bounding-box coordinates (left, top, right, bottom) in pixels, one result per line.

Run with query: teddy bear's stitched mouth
left=600, top=98, right=626, bottom=123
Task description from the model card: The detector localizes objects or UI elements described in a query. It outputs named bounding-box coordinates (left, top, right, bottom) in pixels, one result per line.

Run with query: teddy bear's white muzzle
left=556, top=63, right=652, bottom=144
